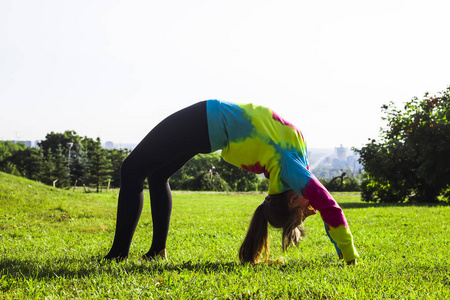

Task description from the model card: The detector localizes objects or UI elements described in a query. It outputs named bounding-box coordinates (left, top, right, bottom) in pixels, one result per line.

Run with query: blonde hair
left=239, top=190, right=305, bottom=264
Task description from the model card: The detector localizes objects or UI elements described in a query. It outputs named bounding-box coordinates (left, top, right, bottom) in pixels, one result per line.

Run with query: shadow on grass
left=338, top=201, right=450, bottom=209
left=0, top=256, right=329, bottom=280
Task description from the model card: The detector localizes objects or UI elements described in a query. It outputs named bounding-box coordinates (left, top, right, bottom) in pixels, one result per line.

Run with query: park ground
left=0, top=172, right=449, bottom=299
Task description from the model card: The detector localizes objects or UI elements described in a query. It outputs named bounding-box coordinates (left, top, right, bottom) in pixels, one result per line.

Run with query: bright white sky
left=1, top=0, right=449, bottom=149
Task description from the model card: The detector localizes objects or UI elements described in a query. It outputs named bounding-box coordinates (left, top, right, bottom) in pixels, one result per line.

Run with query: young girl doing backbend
left=103, top=100, right=359, bottom=264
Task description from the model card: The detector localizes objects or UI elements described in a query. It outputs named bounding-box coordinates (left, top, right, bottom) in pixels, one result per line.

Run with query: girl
left=103, top=100, right=358, bottom=264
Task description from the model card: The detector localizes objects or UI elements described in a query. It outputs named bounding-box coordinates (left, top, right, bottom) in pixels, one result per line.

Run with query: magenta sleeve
left=301, top=177, right=348, bottom=228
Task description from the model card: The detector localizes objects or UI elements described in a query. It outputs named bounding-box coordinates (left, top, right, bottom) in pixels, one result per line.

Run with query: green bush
left=356, top=86, right=450, bottom=203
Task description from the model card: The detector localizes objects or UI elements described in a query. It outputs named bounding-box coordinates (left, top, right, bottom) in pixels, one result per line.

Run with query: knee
left=147, top=173, right=170, bottom=187
left=120, top=156, right=135, bottom=178
left=120, top=156, right=145, bottom=187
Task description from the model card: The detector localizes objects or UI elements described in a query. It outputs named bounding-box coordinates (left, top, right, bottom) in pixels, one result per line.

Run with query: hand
left=338, top=254, right=356, bottom=265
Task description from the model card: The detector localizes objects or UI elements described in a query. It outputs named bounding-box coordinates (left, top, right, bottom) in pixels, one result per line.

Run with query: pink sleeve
left=302, top=176, right=348, bottom=228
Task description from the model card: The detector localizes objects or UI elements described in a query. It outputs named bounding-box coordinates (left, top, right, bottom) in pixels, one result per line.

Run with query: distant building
left=335, top=144, right=347, bottom=161
left=104, top=141, right=114, bottom=149
left=310, top=145, right=363, bottom=179
left=102, top=141, right=136, bottom=150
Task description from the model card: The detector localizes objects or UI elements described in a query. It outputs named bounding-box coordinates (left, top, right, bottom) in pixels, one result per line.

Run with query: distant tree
left=170, top=153, right=223, bottom=190
left=50, top=144, right=70, bottom=188
left=179, top=170, right=231, bottom=192
left=38, top=131, right=92, bottom=186
left=41, top=148, right=56, bottom=185
left=0, top=141, right=27, bottom=161
left=1, top=147, right=40, bottom=179
left=0, top=141, right=27, bottom=176
left=32, top=148, right=48, bottom=183
left=86, top=138, right=112, bottom=192
left=1, top=132, right=123, bottom=191
left=356, top=86, right=450, bottom=203
left=327, top=172, right=347, bottom=191
left=319, top=173, right=361, bottom=192
left=39, top=131, right=82, bottom=153
left=108, top=148, right=129, bottom=188
left=257, top=178, right=269, bottom=192
left=216, top=158, right=260, bottom=192
left=170, top=153, right=260, bottom=192
left=0, top=161, right=21, bottom=176
left=69, top=145, right=89, bottom=188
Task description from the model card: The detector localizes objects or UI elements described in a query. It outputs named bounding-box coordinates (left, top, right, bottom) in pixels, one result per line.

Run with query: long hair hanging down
left=238, top=203, right=269, bottom=264
left=239, top=190, right=306, bottom=264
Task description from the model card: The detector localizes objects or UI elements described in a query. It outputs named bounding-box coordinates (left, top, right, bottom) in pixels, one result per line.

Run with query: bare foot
left=141, top=249, right=167, bottom=261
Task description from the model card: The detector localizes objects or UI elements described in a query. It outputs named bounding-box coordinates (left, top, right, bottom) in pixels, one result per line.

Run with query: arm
left=324, top=221, right=356, bottom=264
left=324, top=220, right=342, bottom=257
left=281, top=157, right=358, bottom=262
left=302, top=177, right=359, bottom=262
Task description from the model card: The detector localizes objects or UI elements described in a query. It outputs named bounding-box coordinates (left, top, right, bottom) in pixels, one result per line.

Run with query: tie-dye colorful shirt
left=206, top=100, right=359, bottom=262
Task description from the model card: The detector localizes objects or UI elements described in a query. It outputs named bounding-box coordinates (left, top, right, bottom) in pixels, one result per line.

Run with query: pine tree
left=51, top=144, right=69, bottom=188
left=87, top=138, right=112, bottom=192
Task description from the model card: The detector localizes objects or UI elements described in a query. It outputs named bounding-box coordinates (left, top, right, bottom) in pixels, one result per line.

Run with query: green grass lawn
left=1, top=172, right=449, bottom=299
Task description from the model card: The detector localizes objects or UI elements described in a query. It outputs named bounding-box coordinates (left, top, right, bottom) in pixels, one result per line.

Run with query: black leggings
left=104, top=101, right=211, bottom=260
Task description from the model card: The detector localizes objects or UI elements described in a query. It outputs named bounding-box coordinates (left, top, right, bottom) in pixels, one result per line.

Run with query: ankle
left=157, top=249, right=167, bottom=260
left=142, top=248, right=167, bottom=261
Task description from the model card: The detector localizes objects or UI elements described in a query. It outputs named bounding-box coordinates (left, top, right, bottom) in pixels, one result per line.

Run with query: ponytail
left=239, top=204, right=269, bottom=264
left=239, top=190, right=306, bottom=263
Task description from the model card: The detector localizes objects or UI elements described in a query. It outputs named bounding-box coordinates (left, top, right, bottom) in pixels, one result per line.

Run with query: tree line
left=0, top=131, right=355, bottom=193
left=0, top=132, right=119, bottom=192
left=0, top=131, right=268, bottom=192
left=2, top=85, right=449, bottom=202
